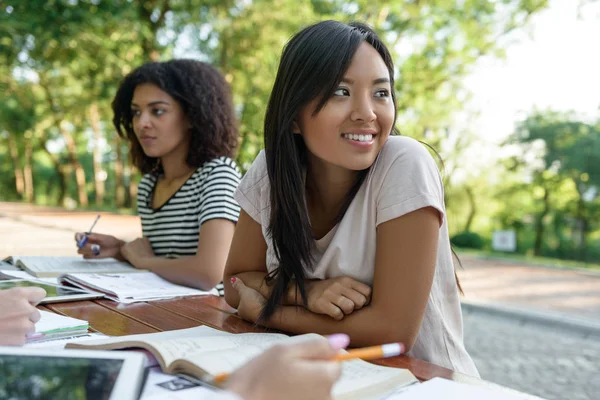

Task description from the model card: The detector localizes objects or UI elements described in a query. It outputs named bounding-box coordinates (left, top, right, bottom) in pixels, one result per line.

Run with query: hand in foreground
left=120, top=237, right=154, bottom=267
left=75, top=232, right=125, bottom=260
left=227, top=334, right=349, bottom=400
left=305, top=277, right=372, bottom=320
left=230, top=277, right=266, bottom=323
left=0, top=287, right=46, bottom=346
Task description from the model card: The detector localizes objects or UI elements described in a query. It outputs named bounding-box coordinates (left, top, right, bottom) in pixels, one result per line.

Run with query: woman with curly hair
left=75, top=59, right=241, bottom=293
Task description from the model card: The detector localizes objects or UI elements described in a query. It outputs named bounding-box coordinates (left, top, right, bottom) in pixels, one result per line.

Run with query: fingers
left=326, top=303, right=345, bottom=320
left=29, top=308, right=42, bottom=323
left=332, top=294, right=355, bottom=315
left=349, top=279, right=372, bottom=302
left=340, top=287, right=368, bottom=310
left=23, top=287, right=46, bottom=305
left=295, top=358, right=343, bottom=392
left=283, top=337, right=337, bottom=360
left=231, top=276, right=247, bottom=292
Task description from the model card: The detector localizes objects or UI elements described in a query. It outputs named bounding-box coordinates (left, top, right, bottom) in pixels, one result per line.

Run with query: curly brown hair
left=112, top=59, right=238, bottom=174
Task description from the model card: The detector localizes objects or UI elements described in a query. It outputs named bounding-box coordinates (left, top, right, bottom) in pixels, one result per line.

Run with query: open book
left=67, top=326, right=418, bottom=400
left=59, top=271, right=218, bottom=303
left=3, top=256, right=138, bottom=278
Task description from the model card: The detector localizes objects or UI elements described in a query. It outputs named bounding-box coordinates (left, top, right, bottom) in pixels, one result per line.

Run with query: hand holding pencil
left=226, top=334, right=351, bottom=400
left=74, top=216, right=126, bottom=260
left=216, top=336, right=405, bottom=385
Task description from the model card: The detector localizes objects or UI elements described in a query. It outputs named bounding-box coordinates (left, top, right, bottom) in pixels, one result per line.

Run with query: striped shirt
left=137, top=156, right=242, bottom=294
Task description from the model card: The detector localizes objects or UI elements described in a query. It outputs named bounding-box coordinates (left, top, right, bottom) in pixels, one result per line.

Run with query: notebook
left=66, top=325, right=418, bottom=400
left=3, top=256, right=139, bottom=278
left=26, top=310, right=89, bottom=343
left=58, top=271, right=219, bottom=303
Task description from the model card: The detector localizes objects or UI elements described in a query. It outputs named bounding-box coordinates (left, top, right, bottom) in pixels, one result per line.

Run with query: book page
left=66, top=325, right=288, bottom=370
left=34, top=310, right=89, bottom=334
left=13, top=256, right=137, bottom=277
left=62, top=272, right=218, bottom=301
left=333, top=359, right=418, bottom=399
left=382, top=377, right=533, bottom=400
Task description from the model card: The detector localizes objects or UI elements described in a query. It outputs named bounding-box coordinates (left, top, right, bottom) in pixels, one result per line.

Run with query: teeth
left=343, top=133, right=373, bottom=142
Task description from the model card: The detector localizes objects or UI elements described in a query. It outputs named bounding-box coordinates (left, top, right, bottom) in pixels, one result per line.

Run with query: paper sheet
left=382, top=377, right=542, bottom=400
left=63, top=272, right=218, bottom=303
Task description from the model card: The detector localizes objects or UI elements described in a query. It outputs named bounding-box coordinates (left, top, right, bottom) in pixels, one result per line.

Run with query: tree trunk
left=533, top=186, right=550, bottom=256
left=6, top=132, right=25, bottom=198
left=39, top=136, right=67, bottom=204
left=89, top=103, right=105, bottom=207
left=61, top=125, right=88, bottom=207
left=23, top=136, right=34, bottom=202
left=463, top=185, right=476, bottom=232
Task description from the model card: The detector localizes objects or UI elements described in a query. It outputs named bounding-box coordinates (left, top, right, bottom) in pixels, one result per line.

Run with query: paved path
left=1, top=201, right=598, bottom=399
left=463, top=308, right=599, bottom=400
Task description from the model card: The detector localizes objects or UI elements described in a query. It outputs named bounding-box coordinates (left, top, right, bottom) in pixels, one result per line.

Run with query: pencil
left=212, top=342, right=404, bottom=384
left=87, top=214, right=101, bottom=233
left=333, top=342, right=404, bottom=361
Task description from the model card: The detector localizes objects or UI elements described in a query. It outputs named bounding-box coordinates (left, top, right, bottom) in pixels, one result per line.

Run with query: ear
left=292, top=121, right=301, bottom=134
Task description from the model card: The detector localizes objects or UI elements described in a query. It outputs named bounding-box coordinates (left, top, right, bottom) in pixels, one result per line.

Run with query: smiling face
left=131, top=83, right=191, bottom=160
left=295, top=42, right=395, bottom=173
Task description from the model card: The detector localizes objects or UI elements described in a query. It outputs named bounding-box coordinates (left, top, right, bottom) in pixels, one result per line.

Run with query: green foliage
left=451, top=231, right=486, bottom=249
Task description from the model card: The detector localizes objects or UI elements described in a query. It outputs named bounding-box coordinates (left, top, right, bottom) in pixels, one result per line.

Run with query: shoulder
left=238, top=150, right=268, bottom=193
left=137, top=173, right=157, bottom=197
left=199, top=156, right=242, bottom=178
left=377, top=135, right=436, bottom=166
left=190, top=156, right=242, bottom=188
left=372, top=135, right=441, bottom=180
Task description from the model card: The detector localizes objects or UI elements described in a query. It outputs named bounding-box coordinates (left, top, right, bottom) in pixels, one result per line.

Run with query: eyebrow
left=131, top=100, right=171, bottom=107
left=340, top=77, right=390, bottom=85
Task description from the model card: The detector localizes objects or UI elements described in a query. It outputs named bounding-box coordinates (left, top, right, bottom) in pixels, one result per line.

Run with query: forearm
left=263, top=305, right=417, bottom=349
left=224, top=272, right=307, bottom=309
left=130, top=255, right=223, bottom=291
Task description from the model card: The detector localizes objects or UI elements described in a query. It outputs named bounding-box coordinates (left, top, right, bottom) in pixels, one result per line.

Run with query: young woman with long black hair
left=223, top=20, right=479, bottom=376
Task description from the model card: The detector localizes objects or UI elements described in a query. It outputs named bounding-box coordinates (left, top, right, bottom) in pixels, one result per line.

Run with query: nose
left=135, top=111, right=152, bottom=131
left=350, top=94, right=376, bottom=122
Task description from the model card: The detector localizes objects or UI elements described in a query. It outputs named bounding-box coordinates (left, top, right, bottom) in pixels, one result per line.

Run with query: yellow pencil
left=212, top=342, right=404, bottom=384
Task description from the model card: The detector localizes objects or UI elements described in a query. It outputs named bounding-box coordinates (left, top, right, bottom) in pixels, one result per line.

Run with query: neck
left=160, top=153, right=194, bottom=182
left=305, top=156, right=359, bottom=215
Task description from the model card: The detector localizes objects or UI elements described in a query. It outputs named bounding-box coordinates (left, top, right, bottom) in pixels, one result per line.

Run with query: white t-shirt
left=235, top=136, right=479, bottom=377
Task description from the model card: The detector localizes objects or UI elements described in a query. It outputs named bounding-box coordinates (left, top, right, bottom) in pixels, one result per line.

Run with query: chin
left=341, top=158, right=377, bottom=171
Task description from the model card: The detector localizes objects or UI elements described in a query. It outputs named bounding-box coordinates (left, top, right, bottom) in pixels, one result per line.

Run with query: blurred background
left=1, top=1, right=599, bottom=399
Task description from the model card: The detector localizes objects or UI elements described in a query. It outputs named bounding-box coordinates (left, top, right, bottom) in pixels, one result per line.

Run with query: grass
left=455, top=248, right=600, bottom=271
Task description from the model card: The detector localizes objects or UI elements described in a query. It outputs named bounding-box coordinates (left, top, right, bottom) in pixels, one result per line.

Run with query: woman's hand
left=120, top=237, right=155, bottom=267
left=75, top=232, right=125, bottom=260
left=0, top=287, right=46, bottom=346
left=227, top=334, right=349, bottom=400
left=305, top=277, right=372, bottom=320
left=230, top=277, right=266, bottom=323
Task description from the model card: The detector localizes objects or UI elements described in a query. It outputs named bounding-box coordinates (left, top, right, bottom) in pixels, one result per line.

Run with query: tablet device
left=0, top=347, right=147, bottom=400
left=0, top=279, right=105, bottom=303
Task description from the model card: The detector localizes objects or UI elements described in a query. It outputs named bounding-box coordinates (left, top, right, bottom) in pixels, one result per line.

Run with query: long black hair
left=260, top=21, right=399, bottom=320
left=112, top=59, right=238, bottom=174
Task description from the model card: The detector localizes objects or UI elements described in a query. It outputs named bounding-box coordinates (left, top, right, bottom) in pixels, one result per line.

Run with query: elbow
left=360, top=312, right=419, bottom=352
left=223, top=284, right=238, bottom=309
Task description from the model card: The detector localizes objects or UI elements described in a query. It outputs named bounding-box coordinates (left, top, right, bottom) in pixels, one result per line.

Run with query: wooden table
left=42, top=295, right=540, bottom=398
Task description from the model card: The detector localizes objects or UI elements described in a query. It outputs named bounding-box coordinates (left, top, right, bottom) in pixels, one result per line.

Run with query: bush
left=451, top=231, right=485, bottom=249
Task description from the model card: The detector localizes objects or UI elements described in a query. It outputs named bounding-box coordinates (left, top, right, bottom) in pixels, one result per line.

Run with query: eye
left=153, top=108, right=166, bottom=116
left=131, top=109, right=141, bottom=117
left=333, top=88, right=350, bottom=97
left=374, top=89, right=390, bottom=98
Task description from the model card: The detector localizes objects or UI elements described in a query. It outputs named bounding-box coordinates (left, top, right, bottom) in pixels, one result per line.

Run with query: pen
left=211, top=342, right=404, bottom=384
left=77, top=214, right=101, bottom=248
